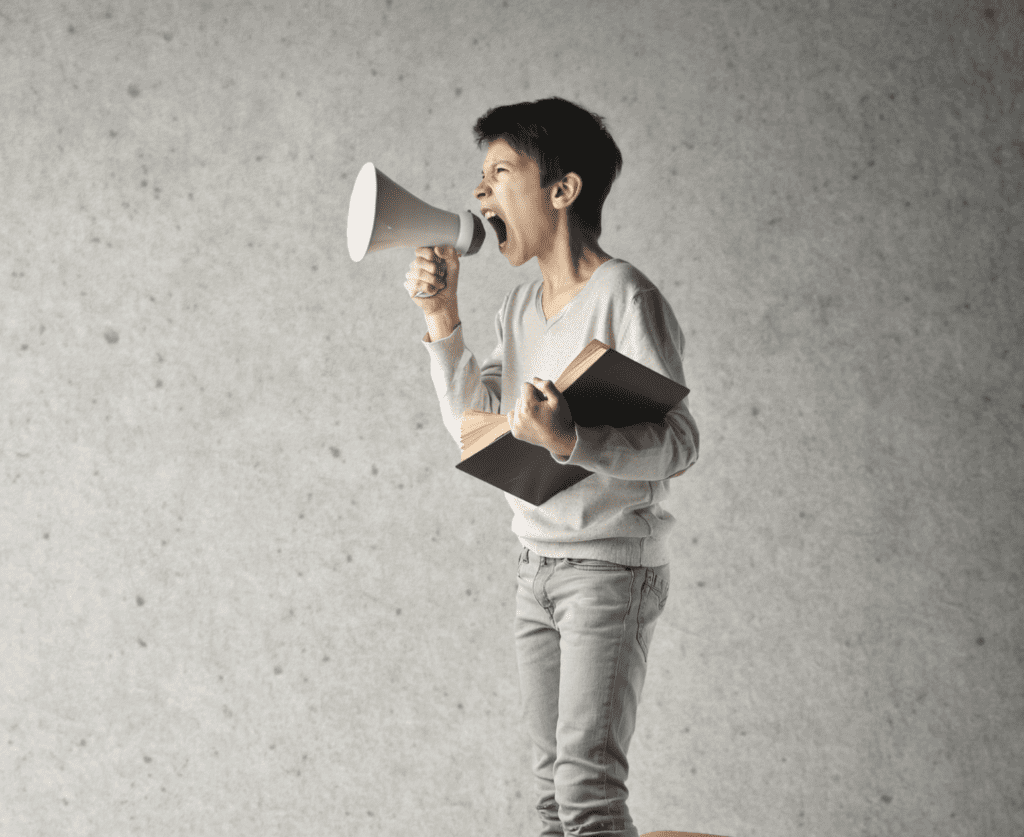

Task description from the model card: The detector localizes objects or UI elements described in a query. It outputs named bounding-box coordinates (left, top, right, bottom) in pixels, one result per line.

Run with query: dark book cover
left=455, top=342, right=689, bottom=505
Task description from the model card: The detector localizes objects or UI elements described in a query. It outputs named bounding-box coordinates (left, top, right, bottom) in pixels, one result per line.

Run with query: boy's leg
left=549, top=557, right=670, bottom=837
left=515, top=548, right=565, bottom=836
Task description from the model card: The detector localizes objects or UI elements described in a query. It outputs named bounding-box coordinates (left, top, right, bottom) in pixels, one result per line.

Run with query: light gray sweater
left=422, top=258, right=699, bottom=566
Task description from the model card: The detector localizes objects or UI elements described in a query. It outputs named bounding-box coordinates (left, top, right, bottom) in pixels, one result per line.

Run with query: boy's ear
left=550, top=172, right=583, bottom=209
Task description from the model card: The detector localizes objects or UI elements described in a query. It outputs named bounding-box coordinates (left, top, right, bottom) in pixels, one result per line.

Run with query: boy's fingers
left=534, top=378, right=557, bottom=398
left=404, top=278, right=432, bottom=297
left=522, top=382, right=544, bottom=404
left=404, top=271, right=445, bottom=294
left=413, top=256, right=440, bottom=274
left=527, top=379, right=557, bottom=405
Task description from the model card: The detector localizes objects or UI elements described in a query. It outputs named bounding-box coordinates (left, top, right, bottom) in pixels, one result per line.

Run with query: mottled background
left=2, top=1, right=1022, bottom=836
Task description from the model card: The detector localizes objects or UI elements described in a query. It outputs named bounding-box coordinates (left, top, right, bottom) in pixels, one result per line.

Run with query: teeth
left=483, top=210, right=496, bottom=219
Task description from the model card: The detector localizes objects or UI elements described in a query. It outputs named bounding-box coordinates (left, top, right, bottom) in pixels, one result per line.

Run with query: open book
left=455, top=339, right=690, bottom=506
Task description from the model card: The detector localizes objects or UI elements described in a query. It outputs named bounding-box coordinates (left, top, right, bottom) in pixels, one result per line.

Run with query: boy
left=404, top=97, right=699, bottom=837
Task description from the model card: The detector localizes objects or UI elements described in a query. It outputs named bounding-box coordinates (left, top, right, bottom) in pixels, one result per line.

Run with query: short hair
left=472, top=97, right=623, bottom=249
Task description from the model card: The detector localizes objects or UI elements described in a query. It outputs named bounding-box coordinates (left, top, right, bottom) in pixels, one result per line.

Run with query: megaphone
left=347, top=162, right=486, bottom=263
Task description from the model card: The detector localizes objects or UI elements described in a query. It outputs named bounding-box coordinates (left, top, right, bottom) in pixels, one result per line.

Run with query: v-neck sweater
left=422, top=258, right=699, bottom=566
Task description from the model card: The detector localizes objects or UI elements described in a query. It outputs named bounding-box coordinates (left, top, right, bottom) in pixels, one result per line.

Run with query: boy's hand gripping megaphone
left=346, top=162, right=486, bottom=297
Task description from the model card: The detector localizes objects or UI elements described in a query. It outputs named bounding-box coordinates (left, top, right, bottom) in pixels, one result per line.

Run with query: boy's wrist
left=548, top=426, right=577, bottom=460
left=424, top=308, right=461, bottom=342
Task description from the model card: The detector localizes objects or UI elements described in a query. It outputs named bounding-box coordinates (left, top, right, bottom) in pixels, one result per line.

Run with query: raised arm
left=405, top=245, right=462, bottom=342
left=408, top=245, right=503, bottom=442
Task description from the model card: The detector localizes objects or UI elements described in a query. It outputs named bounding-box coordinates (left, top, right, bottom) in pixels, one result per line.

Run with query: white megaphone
left=347, top=162, right=486, bottom=266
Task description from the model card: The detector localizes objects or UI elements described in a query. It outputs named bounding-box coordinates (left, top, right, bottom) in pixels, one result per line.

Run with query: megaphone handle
left=413, top=258, right=447, bottom=298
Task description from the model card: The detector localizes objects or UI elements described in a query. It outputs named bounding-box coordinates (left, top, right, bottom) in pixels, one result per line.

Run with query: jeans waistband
left=520, top=547, right=667, bottom=583
left=521, top=547, right=555, bottom=565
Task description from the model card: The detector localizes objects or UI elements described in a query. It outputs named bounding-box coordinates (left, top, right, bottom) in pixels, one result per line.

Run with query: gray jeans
left=514, top=547, right=670, bottom=837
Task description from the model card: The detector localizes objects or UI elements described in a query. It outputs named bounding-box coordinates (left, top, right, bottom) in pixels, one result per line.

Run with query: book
left=455, top=339, right=690, bottom=506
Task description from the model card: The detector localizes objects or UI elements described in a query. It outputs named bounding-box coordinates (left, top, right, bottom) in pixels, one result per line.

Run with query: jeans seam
left=637, top=576, right=651, bottom=662
left=537, top=559, right=556, bottom=625
left=597, top=567, right=635, bottom=834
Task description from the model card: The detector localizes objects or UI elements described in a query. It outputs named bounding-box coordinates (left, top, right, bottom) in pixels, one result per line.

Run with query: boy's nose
left=474, top=180, right=488, bottom=200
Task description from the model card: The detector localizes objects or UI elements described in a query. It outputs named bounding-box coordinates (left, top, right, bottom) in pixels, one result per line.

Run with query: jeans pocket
left=636, top=567, right=669, bottom=661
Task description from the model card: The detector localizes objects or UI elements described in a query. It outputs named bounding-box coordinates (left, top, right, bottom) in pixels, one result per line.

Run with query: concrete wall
left=2, top=1, right=1021, bottom=835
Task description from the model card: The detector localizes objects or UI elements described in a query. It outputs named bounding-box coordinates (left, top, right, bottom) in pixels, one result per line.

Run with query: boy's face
left=475, top=138, right=557, bottom=268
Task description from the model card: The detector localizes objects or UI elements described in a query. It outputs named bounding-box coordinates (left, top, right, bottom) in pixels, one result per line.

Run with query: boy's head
left=472, top=97, right=622, bottom=256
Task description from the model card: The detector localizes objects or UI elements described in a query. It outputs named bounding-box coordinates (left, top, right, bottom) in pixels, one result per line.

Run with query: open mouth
left=484, top=213, right=508, bottom=247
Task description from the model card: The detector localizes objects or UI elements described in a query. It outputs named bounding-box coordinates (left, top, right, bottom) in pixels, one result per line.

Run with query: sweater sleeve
left=421, top=310, right=504, bottom=445
left=556, top=287, right=699, bottom=481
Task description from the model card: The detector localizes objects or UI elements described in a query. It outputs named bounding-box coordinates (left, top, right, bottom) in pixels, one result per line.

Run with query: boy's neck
left=537, top=234, right=612, bottom=298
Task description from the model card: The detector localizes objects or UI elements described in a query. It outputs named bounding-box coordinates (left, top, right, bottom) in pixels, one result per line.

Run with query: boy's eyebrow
left=482, top=159, right=515, bottom=175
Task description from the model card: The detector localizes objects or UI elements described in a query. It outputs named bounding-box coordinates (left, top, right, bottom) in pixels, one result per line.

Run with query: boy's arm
left=423, top=323, right=504, bottom=443
left=407, top=246, right=503, bottom=442
left=554, top=288, right=699, bottom=481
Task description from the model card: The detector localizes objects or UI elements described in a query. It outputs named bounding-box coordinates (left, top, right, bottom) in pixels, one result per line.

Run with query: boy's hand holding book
left=456, top=340, right=691, bottom=505
left=508, top=378, right=577, bottom=459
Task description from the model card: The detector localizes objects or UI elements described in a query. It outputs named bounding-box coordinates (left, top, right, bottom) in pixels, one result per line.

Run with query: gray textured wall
left=2, top=1, right=1022, bottom=836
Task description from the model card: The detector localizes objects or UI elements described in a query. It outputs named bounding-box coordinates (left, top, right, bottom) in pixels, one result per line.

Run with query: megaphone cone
left=347, top=162, right=486, bottom=262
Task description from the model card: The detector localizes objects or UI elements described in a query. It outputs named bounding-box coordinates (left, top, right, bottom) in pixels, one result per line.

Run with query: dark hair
left=473, top=97, right=623, bottom=261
